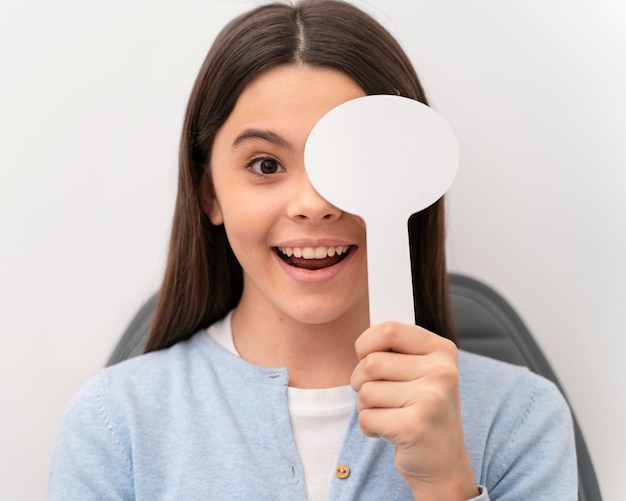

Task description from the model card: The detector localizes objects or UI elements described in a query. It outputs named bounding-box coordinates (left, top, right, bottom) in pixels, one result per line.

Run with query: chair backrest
left=449, top=273, right=602, bottom=501
left=106, top=293, right=156, bottom=366
left=108, top=274, right=602, bottom=500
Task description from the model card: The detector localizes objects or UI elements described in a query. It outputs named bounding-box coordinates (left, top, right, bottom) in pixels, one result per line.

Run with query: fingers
left=350, top=351, right=418, bottom=390
left=357, top=407, right=427, bottom=445
left=351, top=322, right=458, bottom=392
left=354, top=321, right=456, bottom=361
left=350, top=321, right=461, bottom=443
left=354, top=379, right=413, bottom=412
left=355, top=377, right=459, bottom=439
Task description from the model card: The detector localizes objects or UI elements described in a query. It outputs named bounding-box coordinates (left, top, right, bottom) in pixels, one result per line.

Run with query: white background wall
left=1, top=0, right=624, bottom=499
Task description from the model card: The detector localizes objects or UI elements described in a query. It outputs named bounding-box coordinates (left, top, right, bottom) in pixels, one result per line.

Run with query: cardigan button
left=335, top=464, right=350, bottom=479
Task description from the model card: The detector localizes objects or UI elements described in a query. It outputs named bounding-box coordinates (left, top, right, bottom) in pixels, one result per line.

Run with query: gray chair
left=108, top=273, right=602, bottom=500
left=107, top=293, right=156, bottom=365
left=449, top=273, right=602, bottom=501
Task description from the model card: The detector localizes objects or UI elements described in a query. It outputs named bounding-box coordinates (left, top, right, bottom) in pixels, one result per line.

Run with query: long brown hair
left=145, top=0, right=455, bottom=352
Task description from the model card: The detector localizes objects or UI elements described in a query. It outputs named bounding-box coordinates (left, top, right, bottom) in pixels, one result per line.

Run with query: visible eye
left=248, top=156, right=286, bottom=177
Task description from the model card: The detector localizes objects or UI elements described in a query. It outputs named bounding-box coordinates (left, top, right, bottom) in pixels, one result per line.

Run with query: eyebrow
left=231, top=128, right=295, bottom=153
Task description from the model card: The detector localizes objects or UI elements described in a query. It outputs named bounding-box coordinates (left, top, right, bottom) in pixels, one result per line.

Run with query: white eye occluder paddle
left=305, top=95, right=458, bottom=326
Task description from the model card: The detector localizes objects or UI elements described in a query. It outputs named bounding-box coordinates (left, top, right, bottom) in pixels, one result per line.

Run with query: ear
left=200, top=172, right=224, bottom=226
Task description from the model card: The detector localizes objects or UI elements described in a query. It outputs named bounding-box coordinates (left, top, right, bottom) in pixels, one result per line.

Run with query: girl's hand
left=350, top=322, right=479, bottom=500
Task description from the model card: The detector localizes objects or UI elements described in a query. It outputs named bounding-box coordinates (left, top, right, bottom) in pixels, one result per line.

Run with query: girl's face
left=205, top=64, right=369, bottom=327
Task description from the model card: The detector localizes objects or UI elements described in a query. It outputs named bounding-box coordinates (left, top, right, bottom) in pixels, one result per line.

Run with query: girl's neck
left=230, top=301, right=368, bottom=389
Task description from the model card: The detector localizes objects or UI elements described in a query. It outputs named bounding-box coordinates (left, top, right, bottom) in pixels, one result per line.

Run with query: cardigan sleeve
left=459, top=351, right=578, bottom=500
left=48, top=373, right=134, bottom=500
left=484, top=374, right=577, bottom=499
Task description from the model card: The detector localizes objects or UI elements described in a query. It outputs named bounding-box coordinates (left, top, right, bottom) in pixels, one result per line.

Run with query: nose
left=287, top=173, right=342, bottom=223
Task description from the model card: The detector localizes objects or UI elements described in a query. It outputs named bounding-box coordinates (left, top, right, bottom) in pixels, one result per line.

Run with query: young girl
left=49, top=1, right=577, bottom=499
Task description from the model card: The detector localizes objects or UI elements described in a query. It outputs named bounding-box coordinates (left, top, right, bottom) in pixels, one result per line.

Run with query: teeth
left=278, top=246, right=350, bottom=259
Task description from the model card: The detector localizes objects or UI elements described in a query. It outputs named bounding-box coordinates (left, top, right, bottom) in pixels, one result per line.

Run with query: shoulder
left=101, top=333, right=203, bottom=388
left=51, top=333, right=224, bottom=486
left=64, top=327, right=274, bottom=428
left=458, top=348, right=533, bottom=382
left=457, top=349, right=571, bottom=431
left=458, top=349, right=565, bottom=404
left=61, top=332, right=222, bottom=427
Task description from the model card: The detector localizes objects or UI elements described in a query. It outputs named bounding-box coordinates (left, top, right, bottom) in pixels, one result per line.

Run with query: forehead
left=215, top=64, right=366, bottom=150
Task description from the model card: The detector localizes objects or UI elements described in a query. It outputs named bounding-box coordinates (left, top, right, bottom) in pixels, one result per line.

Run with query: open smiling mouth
left=274, top=245, right=353, bottom=271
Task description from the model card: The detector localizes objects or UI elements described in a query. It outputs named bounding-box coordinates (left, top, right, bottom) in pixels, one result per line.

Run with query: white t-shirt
left=208, top=312, right=355, bottom=501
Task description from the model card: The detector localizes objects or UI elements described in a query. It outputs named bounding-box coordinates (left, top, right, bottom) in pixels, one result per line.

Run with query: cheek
left=220, top=194, right=278, bottom=245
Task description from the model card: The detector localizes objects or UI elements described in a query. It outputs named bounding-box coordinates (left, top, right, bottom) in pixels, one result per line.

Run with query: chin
left=283, top=297, right=367, bottom=328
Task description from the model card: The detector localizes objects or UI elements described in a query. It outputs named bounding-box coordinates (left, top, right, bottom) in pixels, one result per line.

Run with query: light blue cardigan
left=49, top=326, right=577, bottom=500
